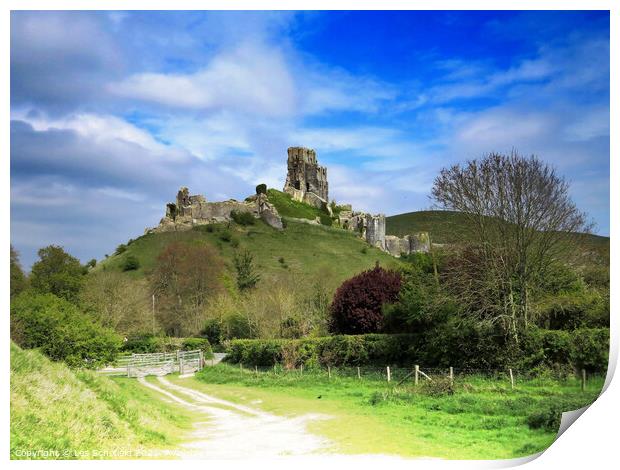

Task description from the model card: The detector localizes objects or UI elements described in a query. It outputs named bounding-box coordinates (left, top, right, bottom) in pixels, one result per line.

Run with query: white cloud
left=110, top=42, right=298, bottom=117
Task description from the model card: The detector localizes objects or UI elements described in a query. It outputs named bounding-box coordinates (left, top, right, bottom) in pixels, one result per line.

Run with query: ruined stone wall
left=150, top=187, right=283, bottom=233
left=283, top=147, right=328, bottom=203
left=365, top=214, right=386, bottom=250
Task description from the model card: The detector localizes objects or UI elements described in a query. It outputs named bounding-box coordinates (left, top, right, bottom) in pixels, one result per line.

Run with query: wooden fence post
left=240, top=363, right=243, bottom=372
left=449, top=367, right=454, bottom=386
left=255, top=365, right=258, bottom=376
left=328, top=365, right=331, bottom=379
left=509, top=368, right=514, bottom=390
left=179, top=357, right=184, bottom=375
left=357, top=366, right=361, bottom=380
left=300, top=364, right=304, bottom=375
left=414, top=365, right=419, bottom=386
left=387, top=366, right=391, bottom=382
left=581, top=369, right=586, bottom=391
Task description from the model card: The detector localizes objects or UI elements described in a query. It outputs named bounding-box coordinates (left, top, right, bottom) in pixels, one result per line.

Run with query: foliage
left=226, top=334, right=419, bottom=367
left=79, top=271, right=154, bottom=336
left=10, top=245, right=28, bottom=298
left=230, top=210, right=256, bottom=226
left=225, top=327, right=609, bottom=372
left=122, top=254, right=140, bottom=271
left=29, top=245, right=85, bottom=303
left=115, top=244, right=127, bottom=255
left=10, top=293, right=121, bottom=368
left=533, top=290, right=609, bottom=330
left=120, top=335, right=212, bottom=358
left=86, top=258, right=97, bottom=268
left=330, top=265, right=401, bottom=334
left=233, top=250, right=261, bottom=290
left=255, top=183, right=267, bottom=195
left=180, top=337, right=213, bottom=357
left=201, top=318, right=224, bottom=346
left=151, top=242, right=224, bottom=336
left=431, top=151, right=591, bottom=342
left=520, top=327, right=609, bottom=372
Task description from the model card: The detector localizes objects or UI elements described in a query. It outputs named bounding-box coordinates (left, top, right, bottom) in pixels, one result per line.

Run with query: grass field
left=96, top=217, right=400, bottom=287
left=190, top=364, right=604, bottom=459
left=10, top=343, right=194, bottom=459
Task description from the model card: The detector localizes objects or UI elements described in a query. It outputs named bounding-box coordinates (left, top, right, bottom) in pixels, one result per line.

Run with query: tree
left=151, top=242, right=224, bottom=336
left=29, top=245, right=85, bottom=302
left=80, top=271, right=154, bottom=335
left=10, top=245, right=28, bottom=298
left=234, top=250, right=260, bottom=291
left=11, top=292, right=120, bottom=368
left=431, top=151, right=591, bottom=343
left=329, top=265, right=401, bottom=334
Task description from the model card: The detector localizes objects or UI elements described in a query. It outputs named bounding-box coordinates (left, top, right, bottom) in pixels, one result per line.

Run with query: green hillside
left=386, top=210, right=475, bottom=244
left=10, top=342, right=192, bottom=459
left=386, top=210, right=609, bottom=264
left=97, top=218, right=400, bottom=288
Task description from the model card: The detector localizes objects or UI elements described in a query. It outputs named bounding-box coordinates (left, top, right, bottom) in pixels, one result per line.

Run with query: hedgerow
left=225, top=328, right=609, bottom=372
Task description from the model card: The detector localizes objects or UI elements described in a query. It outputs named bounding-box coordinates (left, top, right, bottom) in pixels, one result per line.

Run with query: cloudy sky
left=11, top=11, right=609, bottom=269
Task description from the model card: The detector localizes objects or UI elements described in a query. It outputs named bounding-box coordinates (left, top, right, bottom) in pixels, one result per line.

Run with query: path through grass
left=189, top=364, right=603, bottom=459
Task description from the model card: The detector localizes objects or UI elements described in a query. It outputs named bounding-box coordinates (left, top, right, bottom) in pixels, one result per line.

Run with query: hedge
left=10, top=292, right=121, bottom=368
left=225, top=328, right=609, bottom=372
left=121, top=335, right=213, bottom=358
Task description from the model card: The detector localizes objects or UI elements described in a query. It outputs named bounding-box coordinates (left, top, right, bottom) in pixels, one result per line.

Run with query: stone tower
left=283, top=147, right=328, bottom=207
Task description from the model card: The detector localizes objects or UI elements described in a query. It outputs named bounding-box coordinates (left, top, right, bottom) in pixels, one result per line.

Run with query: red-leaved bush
left=329, top=265, right=402, bottom=334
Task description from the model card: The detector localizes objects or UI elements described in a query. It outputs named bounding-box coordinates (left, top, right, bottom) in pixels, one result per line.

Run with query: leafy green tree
left=234, top=250, right=261, bottom=291
left=10, top=292, right=120, bottom=368
left=29, top=245, right=85, bottom=302
left=10, top=245, right=28, bottom=298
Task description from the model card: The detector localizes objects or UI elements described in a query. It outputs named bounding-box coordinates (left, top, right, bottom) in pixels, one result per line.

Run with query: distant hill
left=386, top=210, right=609, bottom=265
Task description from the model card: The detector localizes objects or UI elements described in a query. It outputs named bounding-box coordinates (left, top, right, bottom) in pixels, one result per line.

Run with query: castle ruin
left=283, top=147, right=329, bottom=211
left=148, top=146, right=429, bottom=257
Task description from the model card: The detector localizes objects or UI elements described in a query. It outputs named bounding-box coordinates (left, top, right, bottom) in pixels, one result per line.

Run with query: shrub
left=234, top=250, right=260, bottom=290
left=10, top=293, right=120, bottom=368
left=570, top=328, right=609, bottom=372
left=219, top=230, right=233, bottom=242
left=330, top=265, right=402, bottom=334
left=526, top=404, right=562, bottom=432
left=181, top=338, right=214, bottom=358
left=201, top=318, right=223, bottom=346
left=520, top=327, right=609, bottom=372
left=230, top=210, right=255, bottom=226
left=255, top=184, right=267, bottom=195
left=122, top=255, right=140, bottom=271
left=115, top=244, right=127, bottom=255
left=226, top=334, right=421, bottom=367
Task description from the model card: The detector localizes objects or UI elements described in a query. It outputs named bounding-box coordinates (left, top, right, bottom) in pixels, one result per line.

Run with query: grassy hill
left=387, top=210, right=609, bottom=265
left=96, top=218, right=400, bottom=288
left=10, top=342, right=192, bottom=459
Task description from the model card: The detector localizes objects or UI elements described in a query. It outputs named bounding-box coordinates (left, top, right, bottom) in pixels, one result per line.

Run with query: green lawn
left=189, top=364, right=603, bottom=459
left=10, top=342, right=194, bottom=459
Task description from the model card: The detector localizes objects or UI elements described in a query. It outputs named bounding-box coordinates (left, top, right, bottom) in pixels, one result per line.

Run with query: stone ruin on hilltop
left=147, top=146, right=430, bottom=257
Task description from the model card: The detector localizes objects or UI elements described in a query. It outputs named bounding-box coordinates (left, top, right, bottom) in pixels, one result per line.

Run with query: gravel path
left=138, top=376, right=331, bottom=459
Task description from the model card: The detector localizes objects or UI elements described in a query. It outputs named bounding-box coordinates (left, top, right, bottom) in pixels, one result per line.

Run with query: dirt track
left=138, top=376, right=331, bottom=458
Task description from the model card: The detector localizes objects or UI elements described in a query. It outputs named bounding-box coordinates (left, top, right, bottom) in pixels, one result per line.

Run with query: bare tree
left=431, top=151, right=591, bottom=342
left=151, top=242, right=224, bottom=336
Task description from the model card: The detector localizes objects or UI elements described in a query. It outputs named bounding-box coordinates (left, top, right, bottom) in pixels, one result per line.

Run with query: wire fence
left=230, top=362, right=606, bottom=390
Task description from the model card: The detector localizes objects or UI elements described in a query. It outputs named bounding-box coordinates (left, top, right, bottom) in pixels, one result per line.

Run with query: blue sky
left=10, top=11, right=610, bottom=269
